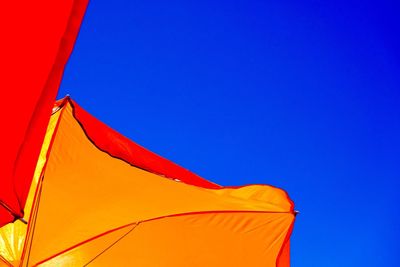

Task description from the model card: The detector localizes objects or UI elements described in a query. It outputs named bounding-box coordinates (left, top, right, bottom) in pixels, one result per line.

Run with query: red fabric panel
left=277, top=218, right=296, bottom=267
left=0, top=0, right=88, bottom=227
left=68, top=99, right=221, bottom=189
left=0, top=209, right=14, bottom=227
left=277, top=239, right=291, bottom=267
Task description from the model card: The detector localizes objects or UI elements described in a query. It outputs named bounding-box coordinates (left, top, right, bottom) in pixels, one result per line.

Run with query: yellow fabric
left=0, top=110, right=61, bottom=265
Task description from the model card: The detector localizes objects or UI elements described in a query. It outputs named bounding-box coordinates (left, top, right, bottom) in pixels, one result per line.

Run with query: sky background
left=58, top=1, right=399, bottom=266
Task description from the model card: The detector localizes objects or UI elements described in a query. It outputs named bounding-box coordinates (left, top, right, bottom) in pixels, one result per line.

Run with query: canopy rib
left=83, top=222, right=139, bottom=266
left=0, top=254, right=13, bottom=267
left=33, top=210, right=294, bottom=266
left=20, top=103, right=67, bottom=267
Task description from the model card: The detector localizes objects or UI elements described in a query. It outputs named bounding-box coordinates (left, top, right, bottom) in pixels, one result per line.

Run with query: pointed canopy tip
left=53, top=97, right=295, bottom=212
left=56, top=97, right=222, bottom=189
left=54, top=97, right=294, bottom=204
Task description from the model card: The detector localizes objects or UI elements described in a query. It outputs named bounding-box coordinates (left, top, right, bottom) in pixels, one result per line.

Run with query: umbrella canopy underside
left=0, top=98, right=295, bottom=266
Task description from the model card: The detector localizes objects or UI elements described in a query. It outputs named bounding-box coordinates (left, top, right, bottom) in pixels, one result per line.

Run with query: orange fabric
left=1, top=98, right=295, bottom=266
left=0, top=1, right=88, bottom=226
left=18, top=100, right=295, bottom=266
left=70, top=99, right=220, bottom=189
left=39, top=212, right=293, bottom=266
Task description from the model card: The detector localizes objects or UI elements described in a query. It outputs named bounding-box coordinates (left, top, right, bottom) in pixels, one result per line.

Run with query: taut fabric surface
left=0, top=0, right=88, bottom=226
left=1, top=99, right=295, bottom=266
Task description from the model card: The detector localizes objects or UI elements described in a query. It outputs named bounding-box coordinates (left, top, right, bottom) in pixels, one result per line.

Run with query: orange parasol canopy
left=0, top=97, right=295, bottom=266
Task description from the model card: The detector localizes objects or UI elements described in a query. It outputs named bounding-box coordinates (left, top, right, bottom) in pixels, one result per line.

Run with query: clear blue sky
left=58, top=1, right=399, bottom=266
